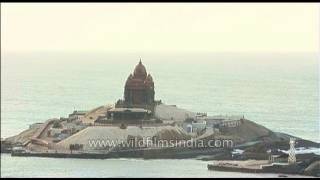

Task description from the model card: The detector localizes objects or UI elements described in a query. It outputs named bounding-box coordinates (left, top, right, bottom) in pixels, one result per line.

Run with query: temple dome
left=127, top=74, right=133, bottom=79
left=145, top=74, right=153, bottom=82
left=133, top=60, right=147, bottom=80
left=147, top=74, right=153, bottom=80
left=144, top=74, right=154, bottom=88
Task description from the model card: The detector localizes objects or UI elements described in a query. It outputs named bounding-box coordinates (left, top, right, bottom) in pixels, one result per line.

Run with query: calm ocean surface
left=1, top=52, right=319, bottom=177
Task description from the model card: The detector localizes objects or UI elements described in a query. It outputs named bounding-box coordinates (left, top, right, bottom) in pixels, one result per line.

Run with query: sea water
left=1, top=52, right=319, bottom=177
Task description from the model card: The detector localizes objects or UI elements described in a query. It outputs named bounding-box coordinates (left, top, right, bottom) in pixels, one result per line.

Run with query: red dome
left=133, top=60, right=147, bottom=80
left=146, top=74, right=153, bottom=81
left=125, top=60, right=153, bottom=89
left=127, top=74, right=133, bottom=80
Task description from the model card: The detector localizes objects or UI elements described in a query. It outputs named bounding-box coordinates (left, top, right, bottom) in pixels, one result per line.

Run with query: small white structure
left=288, top=138, right=296, bottom=164
left=183, top=120, right=206, bottom=134
left=204, top=115, right=244, bottom=129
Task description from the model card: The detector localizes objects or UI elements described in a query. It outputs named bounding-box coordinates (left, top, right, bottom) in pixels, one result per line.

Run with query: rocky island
left=1, top=60, right=319, bottom=177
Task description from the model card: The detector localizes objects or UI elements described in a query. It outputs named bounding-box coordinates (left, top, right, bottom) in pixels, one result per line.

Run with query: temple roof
left=133, top=60, right=147, bottom=80
left=146, top=74, right=153, bottom=81
left=125, top=60, right=154, bottom=89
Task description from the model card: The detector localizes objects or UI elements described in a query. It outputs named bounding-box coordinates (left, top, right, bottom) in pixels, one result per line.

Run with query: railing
left=29, top=119, right=57, bottom=147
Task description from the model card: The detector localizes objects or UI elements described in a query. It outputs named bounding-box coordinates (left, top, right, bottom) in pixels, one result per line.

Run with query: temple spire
left=139, top=58, right=142, bottom=64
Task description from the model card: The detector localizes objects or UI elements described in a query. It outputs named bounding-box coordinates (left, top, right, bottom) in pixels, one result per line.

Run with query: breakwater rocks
left=1, top=140, right=12, bottom=153
left=11, top=146, right=228, bottom=160
left=207, top=159, right=320, bottom=177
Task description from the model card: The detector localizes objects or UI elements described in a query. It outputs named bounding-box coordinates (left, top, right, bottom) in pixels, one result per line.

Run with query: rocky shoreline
left=207, top=157, right=320, bottom=177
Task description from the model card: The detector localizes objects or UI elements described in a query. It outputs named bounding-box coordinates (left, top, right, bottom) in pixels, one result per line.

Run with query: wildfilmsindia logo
left=88, top=137, right=234, bottom=150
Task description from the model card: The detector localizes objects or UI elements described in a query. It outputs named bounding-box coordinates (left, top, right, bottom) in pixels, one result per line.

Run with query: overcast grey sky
left=1, top=3, right=319, bottom=53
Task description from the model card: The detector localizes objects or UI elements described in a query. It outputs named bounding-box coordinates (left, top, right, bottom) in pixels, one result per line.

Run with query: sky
left=1, top=3, right=319, bottom=53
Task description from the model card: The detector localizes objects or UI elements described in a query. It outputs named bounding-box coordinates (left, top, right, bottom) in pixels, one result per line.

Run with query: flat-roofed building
left=106, top=108, right=152, bottom=123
